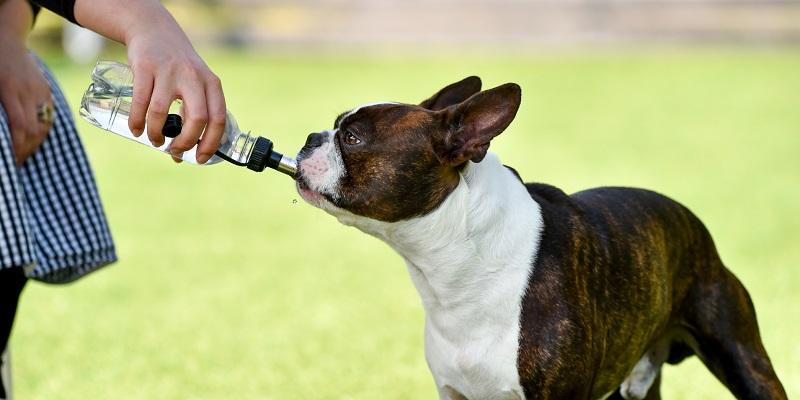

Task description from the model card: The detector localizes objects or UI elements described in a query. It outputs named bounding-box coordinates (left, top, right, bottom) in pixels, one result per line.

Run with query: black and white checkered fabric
left=0, top=57, right=116, bottom=283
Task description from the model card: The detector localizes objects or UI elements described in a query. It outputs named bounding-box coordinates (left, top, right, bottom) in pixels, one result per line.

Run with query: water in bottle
left=79, top=61, right=296, bottom=177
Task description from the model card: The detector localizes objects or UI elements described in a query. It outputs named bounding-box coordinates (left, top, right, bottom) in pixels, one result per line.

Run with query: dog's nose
left=304, top=132, right=326, bottom=149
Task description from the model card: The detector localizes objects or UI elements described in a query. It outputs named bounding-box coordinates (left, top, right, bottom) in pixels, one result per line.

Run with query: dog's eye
left=344, top=131, right=362, bottom=145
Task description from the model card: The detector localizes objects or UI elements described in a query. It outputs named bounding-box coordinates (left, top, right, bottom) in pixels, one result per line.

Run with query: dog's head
left=296, top=76, right=521, bottom=223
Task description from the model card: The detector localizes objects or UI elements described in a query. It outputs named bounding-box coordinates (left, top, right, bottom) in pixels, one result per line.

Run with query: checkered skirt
left=0, top=57, right=116, bottom=283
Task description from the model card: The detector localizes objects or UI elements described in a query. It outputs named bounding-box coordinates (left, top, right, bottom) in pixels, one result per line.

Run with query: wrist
left=0, top=26, right=29, bottom=56
left=0, top=0, right=34, bottom=40
left=73, top=0, right=183, bottom=46
left=122, top=7, right=176, bottom=45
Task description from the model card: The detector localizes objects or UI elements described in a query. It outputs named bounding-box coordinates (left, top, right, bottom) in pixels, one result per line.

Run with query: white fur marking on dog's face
left=297, top=130, right=345, bottom=205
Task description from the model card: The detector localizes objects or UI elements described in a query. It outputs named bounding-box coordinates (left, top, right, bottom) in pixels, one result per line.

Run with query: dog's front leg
left=439, top=385, right=468, bottom=400
left=439, top=385, right=525, bottom=400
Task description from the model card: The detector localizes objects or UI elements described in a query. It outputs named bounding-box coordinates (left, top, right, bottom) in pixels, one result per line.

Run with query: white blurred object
left=63, top=24, right=105, bottom=64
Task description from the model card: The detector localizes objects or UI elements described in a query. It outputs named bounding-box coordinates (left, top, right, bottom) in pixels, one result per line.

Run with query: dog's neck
left=337, top=153, right=544, bottom=331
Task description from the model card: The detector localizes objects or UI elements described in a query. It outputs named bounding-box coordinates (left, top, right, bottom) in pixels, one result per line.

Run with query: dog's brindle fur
left=518, top=182, right=785, bottom=399
left=296, top=77, right=787, bottom=399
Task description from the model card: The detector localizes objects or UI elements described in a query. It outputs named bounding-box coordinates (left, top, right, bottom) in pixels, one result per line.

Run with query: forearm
left=0, top=0, right=34, bottom=42
left=27, top=0, right=74, bottom=23
left=73, top=0, right=188, bottom=46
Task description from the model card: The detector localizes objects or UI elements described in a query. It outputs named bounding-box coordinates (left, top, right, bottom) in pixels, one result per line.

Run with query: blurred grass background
left=9, top=2, right=800, bottom=399
left=11, top=49, right=798, bottom=400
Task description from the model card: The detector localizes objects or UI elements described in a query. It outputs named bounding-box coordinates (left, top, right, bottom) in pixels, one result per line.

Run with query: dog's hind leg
left=685, top=266, right=787, bottom=400
left=643, top=372, right=661, bottom=400
left=607, top=371, right=661, bottom=400
left=618, top=339, right=668, bottom=400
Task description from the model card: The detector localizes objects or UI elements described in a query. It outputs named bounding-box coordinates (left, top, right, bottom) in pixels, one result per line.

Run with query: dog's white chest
left=421, top=292, right=528, bottom=400
left=395, top=155, right=541, bottom=400
left=405, top=245, right=536, bottom=400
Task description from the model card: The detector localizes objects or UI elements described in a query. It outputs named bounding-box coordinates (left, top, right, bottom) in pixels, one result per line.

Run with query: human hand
left=124, top=13, right=226, bottom=164
left=0, top=0, right=53, bottom=165
left=73, top=0, right=227, bottom=164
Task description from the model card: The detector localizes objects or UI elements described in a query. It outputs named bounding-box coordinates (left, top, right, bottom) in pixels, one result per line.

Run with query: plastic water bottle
left=79, top=61, right=297, bottom=177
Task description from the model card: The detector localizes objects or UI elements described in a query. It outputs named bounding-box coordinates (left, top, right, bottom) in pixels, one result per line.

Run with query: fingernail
left=132, top=127, right=143, bottom=136
left=196, top=153, right=210, bottom=164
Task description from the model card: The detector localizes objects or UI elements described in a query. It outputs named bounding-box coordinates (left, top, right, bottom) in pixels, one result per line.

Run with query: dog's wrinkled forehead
left=333, top=102, right=404, bottom=130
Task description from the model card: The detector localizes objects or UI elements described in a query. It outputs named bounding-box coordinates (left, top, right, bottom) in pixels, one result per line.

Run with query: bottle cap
left=248, top=137, right=273, bottom=172
left=163, top=114, right=182, bottom=138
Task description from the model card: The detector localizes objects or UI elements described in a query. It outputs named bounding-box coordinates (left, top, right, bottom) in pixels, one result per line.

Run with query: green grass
left=11, top=48, right=800, bottom=399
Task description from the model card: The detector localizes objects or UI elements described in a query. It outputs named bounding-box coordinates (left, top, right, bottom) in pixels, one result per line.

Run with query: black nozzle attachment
left=247, top=137, right=272, bottom=172
left=247, top=136, right=286, bottom=172
left=163, top=114, right=182, bottom=138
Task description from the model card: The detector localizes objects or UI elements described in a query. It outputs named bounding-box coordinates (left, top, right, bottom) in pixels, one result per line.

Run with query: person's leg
left=1, top=349, right=11, bottom=400
left=0, top=267, right=27, bottom=400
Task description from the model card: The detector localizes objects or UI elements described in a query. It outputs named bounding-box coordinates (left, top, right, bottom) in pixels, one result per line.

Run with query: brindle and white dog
left=295, top=77, right=787, bottom=400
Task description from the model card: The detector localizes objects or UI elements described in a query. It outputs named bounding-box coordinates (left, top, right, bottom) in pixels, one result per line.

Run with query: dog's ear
left=433, top=83, right=521, bottom=165
left=420, top=76, right=482, bottom=111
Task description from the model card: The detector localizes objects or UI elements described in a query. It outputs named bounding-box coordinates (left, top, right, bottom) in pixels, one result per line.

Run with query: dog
left=294, top=76, right=787, bottom=400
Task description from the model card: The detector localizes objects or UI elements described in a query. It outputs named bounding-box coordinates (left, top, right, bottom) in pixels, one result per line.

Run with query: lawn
left=11, top=49, right=800, bottom=399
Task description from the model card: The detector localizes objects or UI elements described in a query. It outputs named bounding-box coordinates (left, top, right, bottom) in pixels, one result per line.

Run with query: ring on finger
left=36, top=102, right=54, bottom=125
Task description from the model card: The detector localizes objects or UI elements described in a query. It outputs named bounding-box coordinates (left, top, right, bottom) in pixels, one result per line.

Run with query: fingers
left=129, top=65, right=154, bottom=137
left=145, top=75, right=174, bottom=148
left=170, top=80, right=207, bottom=162
left=23, top=98, right=39, bottom=140
left=32, top=95, right=54, bottom=139
left=3, top=93, right=52, bottom=166
left=196, top=74, right=225, bottom=164
left=3, top=94, right=29, bottom=165
left=127, top=48, right=226, bottom=164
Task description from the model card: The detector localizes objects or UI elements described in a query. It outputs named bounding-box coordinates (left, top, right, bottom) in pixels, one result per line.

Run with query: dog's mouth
left=295, top=172, right=326, bottom=207
left=294, top=148, right=343, bottom=209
